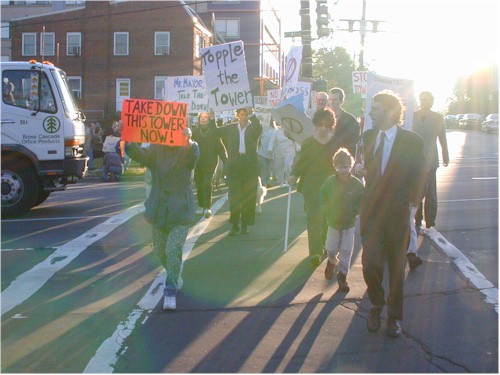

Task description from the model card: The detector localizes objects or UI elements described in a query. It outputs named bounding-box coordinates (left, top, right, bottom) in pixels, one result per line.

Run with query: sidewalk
left=114, top=185, right=498, bottom=373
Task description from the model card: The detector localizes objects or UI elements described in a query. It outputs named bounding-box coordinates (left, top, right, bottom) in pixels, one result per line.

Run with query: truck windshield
left=51, top=68, right=80, bottom=119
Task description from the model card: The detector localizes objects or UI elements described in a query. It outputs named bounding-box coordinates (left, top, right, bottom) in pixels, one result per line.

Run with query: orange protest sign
left=121, top=98, right=188, bottom=146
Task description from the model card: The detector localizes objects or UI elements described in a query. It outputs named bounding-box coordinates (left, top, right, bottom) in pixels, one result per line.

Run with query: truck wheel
left=1, top=163, right=39, bottom=217
left=33, top=190, right=51, bottom=207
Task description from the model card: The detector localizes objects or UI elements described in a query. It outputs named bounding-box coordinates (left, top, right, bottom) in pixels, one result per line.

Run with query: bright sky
left=276, top=0, right=500, bottom=111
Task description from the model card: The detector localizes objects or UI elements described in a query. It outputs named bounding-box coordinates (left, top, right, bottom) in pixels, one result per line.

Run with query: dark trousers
left=361, top=217, right=409, bottom=321
left=227, top=156, right=258, bottom=227
left=194, top=165, right=216, bottom=209
left=415, top=168, right=437, bottom=227
left=302, top=186, right=327, bottom=257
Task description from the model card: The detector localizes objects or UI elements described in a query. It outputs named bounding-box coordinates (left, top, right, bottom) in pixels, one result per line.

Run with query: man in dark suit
left=329, top=87, right=361, bottom=157
left=356, top=90, right=425, bottom=338
left=215, top=107, right=262, bottom=236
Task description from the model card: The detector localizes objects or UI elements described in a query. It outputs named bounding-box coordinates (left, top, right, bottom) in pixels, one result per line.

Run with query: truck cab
left=1, top=60, right=88, bottom=216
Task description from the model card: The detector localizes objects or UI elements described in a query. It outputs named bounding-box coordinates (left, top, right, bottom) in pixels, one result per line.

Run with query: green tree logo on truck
left=43, top=116, right=61, bottom=133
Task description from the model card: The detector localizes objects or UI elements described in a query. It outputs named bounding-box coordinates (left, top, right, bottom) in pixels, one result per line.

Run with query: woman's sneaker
left=204, top=209, right=212, bottom=218
left=196, top=207, right=203, bottom=215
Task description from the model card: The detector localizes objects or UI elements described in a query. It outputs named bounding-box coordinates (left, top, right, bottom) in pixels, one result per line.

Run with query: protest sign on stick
left=352, top=71, right=368, bottom=98
left=364, top=73, right=414, bottom=131
left=269, top=104, right=314, bottom=145
left=165, top=76, right=210, bottom=113
left=121, top=98, right=188, bottom=146
left=282, top=46, right=303, bottom=95
left=201, top=41, right=252, bottom=112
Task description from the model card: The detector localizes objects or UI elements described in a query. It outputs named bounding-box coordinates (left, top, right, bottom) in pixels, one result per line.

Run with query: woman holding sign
left=125, top=127, right=200, bottom=311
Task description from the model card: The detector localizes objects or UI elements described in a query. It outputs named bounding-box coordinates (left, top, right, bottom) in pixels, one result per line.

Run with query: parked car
left=454, top=114, right=465, bottom=129
left=444, top=114, right=457, bottom=128
left=458, top=113, right=483, bottom=129
left=481, top=114, right=499, bottom=133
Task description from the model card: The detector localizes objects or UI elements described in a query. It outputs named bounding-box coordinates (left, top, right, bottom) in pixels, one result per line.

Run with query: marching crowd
left=85, top=87, right=449, bottom=339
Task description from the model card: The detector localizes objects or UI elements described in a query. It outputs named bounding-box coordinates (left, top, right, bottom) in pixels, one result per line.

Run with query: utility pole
left=300, top=0, right=312, bottom=78
left=338, top=0, right=383, bottom=70
left=358, top=0, right=366, bottom=70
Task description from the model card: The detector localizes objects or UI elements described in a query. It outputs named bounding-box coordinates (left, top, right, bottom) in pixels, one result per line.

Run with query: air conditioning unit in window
left=68, top=46, right=80, bottom=55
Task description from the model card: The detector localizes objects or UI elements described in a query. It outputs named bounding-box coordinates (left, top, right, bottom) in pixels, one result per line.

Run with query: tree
left=312, top=46, right=363, bottom=117
left=313, top=46, right=355, bottom=90
left=447, top=64, right=498, bottom=115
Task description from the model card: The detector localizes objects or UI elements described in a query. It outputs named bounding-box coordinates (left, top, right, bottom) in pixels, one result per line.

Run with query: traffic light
left=316, top=0, right=330, bottom=38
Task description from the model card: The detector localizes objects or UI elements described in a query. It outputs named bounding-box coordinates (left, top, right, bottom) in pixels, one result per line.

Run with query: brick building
left=9, top=1, right=213, bottom=122
left=189, top=0, right=282, bottom=95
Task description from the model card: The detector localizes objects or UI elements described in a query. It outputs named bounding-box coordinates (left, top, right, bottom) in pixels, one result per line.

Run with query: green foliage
left=447, top=64, right=499, bottom=115
left=312, top=46, right=364, bottom=117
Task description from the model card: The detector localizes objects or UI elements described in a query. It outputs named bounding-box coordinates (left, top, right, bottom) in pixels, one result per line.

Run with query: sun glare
left=279, top=0, right=499, bottom=111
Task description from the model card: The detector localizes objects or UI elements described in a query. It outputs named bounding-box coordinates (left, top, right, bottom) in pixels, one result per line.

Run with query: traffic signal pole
left=300, top=0, right=312, bottom=78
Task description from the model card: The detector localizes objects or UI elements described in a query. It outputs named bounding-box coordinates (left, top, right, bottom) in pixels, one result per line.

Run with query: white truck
left=1, top=60, right=88, bottom=217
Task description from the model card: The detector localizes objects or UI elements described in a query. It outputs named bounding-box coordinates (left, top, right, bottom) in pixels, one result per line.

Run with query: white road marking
left=471, top=177, right=498, bottom=180
left=424, top=228, right=498, bottom=313
left=83, top=194, right=228, bottom=374
left=2, top=247, right=58, bottom=252
left=2, top=215, right=113, bottom=223
left=439, top=197, right=498, bottom=203
left=0, top=204, right=145, bottom=316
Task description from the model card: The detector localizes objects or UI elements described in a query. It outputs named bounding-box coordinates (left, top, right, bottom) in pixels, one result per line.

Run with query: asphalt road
left=1, top=129, right=497, bottom=373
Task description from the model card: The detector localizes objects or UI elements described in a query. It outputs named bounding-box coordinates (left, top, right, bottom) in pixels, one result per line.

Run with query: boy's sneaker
left=163, top=295, right=176, bottom=311
left=324, top=254, right=339, bottom=280
left=337, top=271, right=350, bottom=292
left=196, top=207, right=203, bottom=215
left=204, top=209, right=212, bottom=218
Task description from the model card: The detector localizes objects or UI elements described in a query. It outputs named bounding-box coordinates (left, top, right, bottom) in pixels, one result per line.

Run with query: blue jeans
left=86, top=147, right=94, bottom=168
left=101, top=165, right=122, bottom=181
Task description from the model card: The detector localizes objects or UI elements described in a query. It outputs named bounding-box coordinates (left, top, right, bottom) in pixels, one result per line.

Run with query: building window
left=67, top=76, right=82, bottom=99
left=40, top=32, right=55, bottom=56
left=195, top=34, right=202, bottom=58
left=22, top=33, right=37, bottom=56
left=215, top=19, right=240, bottom=38
left=154, top=76, right=167, bottom=100
left=1, top=22, right=10, bottom=39
left=114, top=32, right=129, bottom=55
left=67, top=32, right=81, bottom=55
left=154, top=32, right=170, bottom=55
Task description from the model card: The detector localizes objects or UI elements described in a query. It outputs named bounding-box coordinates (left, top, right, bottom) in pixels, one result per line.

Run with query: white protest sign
left=268, top=104, right=314, bottom=145
left=364, top=73, right=414, bottom=131
left=352, top=71, right=369, bottom=98
left=282, top=46, right=303, bottom=94
left=201, top=41, right=252, bottom=112
left=254, top=103, right=272, bottom=129
left=165, top=76, right=209, bottom=113
left=282, top=81, right=311, bottom=109
left=267, top=89, right=282, bottom=108
left=102, top=136, right=121, bottom=153
left=254, top=96, right=268, bottom=106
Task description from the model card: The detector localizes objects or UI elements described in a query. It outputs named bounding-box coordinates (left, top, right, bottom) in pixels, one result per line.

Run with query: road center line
left=0, top=204, right=145, bottom=316
left=83, top=194, right=229, bottom=374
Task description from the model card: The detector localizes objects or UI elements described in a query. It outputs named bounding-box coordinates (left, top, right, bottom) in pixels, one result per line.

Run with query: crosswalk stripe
left=0, top=204, right=145, bottom=316
left=83, top=194, right=228, bottom=373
